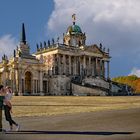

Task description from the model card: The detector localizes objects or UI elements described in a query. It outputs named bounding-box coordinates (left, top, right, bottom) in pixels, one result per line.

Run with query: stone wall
left=83, top=77, right=109, bottom=89
left=49, top=75, right=71, bottom=95
left=72, top=83, right=108, bottom=96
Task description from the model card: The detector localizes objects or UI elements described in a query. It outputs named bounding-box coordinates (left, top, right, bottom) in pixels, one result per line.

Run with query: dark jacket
left=0, top=96, right=4, bottom=109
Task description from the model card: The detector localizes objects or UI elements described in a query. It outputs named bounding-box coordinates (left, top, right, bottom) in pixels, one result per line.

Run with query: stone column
left=13, top=68, right=17, bottom=93
left=75, top=56, right=78, bottom=75
left=88, top=56, right=91, bottom=76
left=53, top=54, right=55, bottom=75
left=95, top=58, right=98, bottom=76
left=98, top=59, right=101, bottom=77
left=36, top=80, right=38, bottom=93
left=93, top=58, right=95, bottom=77
left=50, top=66, right=52, bottom=76
left=107, top=61, right=110, bottom=80
left=83, top=55, right=86, bottom=69
left=102, top=60, right=105, bottom=78
left=83, top=55, right=86, bottom=76
left=91, top=57, right=94, bottom=76
left=79, top=57, right=82, bottom=76
left=37, top=80, right=39, bottom=93
left=24, top=77, right=26, bottom=93
left=60, top=55, right=62, bottom=75
left=100, top=59, right=103, bottom=78
left=63, top=54, right=66, bottom=74
left=46, top=81, right=48, bottom=94
left=33, top=79, right=36, bottom=93
left=57, top=54, right=60, bottom=75
left=71, top=57, right=74, bottom=75
left=18, top=69, right=22, bottom=95
left=35, top=80, right=37, bottom=93
left=32, top=79, right=34, bottom=94
left=69, top=55, right=71, bottom=75
left=74, top=56, right=77, bottom=75
left=15, top=69, right=19, bottom=92
left=39, top=70, right=43, bottom=94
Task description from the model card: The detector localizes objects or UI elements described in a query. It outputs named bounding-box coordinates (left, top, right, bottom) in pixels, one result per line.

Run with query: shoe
left=0, top=129, right=6, bottom=133
left=16, top=124, right=20, bottom=131
left=6, top=128, right=13, bottom=132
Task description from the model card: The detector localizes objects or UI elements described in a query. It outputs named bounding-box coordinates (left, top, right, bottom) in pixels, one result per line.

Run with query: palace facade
left=0, top=16, right=110, bottom=96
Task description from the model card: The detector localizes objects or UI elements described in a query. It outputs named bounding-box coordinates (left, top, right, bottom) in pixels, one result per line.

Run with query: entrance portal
left=25, top=71, right=32, bottom=94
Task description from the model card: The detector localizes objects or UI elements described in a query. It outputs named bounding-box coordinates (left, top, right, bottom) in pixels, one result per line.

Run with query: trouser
left=4, top=105, right=17, bottom=126
left=0, top=109, right=2, bottom=130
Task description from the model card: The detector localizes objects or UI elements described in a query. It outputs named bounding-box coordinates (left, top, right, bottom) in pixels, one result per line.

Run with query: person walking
left=4, top=86, right=20, bottom=131
left=0, top=85, right=6, bottom=132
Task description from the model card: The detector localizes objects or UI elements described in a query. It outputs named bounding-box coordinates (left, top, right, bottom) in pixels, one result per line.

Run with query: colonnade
left=51, top=54, right=110, bottom=79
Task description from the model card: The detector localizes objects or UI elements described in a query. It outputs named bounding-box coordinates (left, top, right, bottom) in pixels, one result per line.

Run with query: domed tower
left=63, top=14, right=86, bottom=47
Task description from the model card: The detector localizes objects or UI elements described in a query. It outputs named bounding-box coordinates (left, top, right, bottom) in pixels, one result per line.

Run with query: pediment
left=84, top=45, right=103, bottom=54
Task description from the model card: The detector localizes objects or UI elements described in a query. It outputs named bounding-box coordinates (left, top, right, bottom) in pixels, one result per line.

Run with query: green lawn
left=10, top=96, right=140, bottom=117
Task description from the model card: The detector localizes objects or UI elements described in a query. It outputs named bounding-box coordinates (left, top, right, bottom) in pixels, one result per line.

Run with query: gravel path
left=0, top=108, right=140, bottom=140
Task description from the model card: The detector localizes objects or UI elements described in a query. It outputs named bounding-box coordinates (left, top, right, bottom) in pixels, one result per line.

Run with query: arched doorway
left=25, top=71, right=32, bottom=94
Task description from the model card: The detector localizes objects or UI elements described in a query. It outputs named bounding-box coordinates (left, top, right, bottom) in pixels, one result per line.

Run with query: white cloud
left=129, top=68, right=140, bottom=77
left=46, top=0, right=140, bottom=77
left=0, top=35, right=17, bottom=60
left=48, top=0, right=140, bottom=31
left=47, top=0, right=140, bottom=53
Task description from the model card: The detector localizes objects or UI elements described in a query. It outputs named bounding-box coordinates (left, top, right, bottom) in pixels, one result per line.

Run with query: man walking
left=0, top=85, right=5, bottom=132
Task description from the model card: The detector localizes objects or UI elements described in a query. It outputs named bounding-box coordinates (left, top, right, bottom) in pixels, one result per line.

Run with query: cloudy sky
left=0, top=0, right=140, bottom=78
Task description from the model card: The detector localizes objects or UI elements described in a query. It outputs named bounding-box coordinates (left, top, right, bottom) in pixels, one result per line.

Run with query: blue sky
left=0, top=0, right=54, bottom=48
left=0, top=0, right=140, bottom=78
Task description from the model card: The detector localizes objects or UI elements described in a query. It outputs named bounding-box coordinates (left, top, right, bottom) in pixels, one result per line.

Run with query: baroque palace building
left=0, top=15, right=111, bottom=96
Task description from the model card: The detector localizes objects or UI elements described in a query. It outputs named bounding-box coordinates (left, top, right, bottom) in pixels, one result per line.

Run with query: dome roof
left=67, top=24, right=82, bottom=34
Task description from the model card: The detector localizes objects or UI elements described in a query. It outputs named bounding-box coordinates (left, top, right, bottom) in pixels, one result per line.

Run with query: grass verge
left=10, top=96, right=140, bottom=117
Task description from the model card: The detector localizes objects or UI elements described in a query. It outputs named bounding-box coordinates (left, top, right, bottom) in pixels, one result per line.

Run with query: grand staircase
left=71, top=76, right=109, bottom=96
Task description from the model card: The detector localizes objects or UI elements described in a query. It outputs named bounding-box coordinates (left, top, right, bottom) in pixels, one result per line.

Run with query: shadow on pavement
left=6, top=130, right=134, bottom=135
